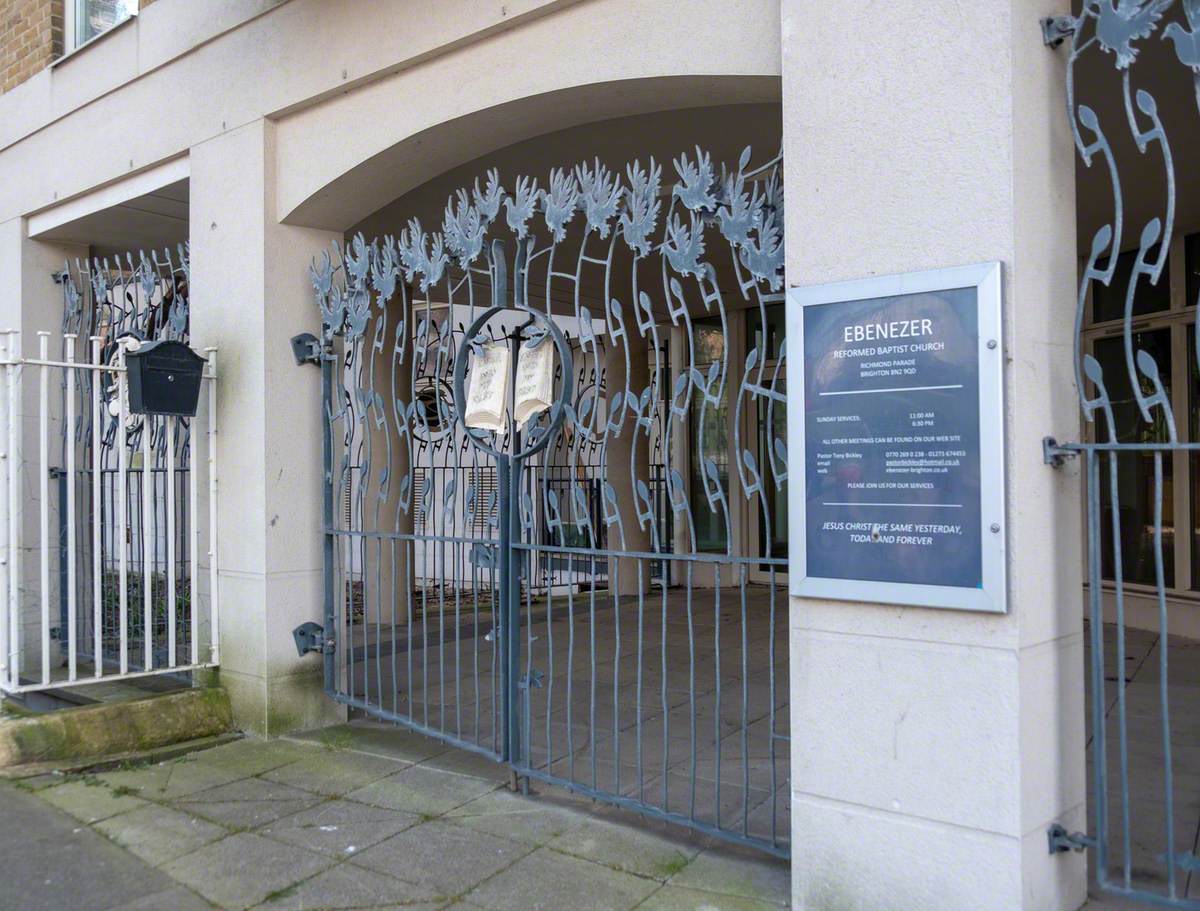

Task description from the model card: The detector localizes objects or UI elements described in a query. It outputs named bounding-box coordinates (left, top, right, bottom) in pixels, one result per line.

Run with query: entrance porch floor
left=13, top=720, right=790, bottom=910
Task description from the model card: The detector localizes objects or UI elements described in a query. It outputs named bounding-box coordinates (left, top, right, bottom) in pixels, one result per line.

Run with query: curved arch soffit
left=280, top=74, right=781, bottom=232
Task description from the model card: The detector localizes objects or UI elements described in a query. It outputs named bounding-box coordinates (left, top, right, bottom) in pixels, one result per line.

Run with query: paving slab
left=259, top=797, right=421, bottom=858
left=250, top=861, right=441, bottom=909
left=465, top=846, right=660, bottom=911
left=0, top=782, right=202, bottom=911
left=95, top=802, right=228, bottom=866
left=261, top=749, right=407, bottom=796
left=118, top=885, right=217, bottom=910
left=445, top=788, right=585, bottom=846
left=98, top=756, right=247, bottom=799
left=547, top=816, right=704, bottom=881
left=187, top=737, right=319, bottom=778
left=667, top=845, right=789, bottom=906
left=346, top=763, right=501, bottom=816
left=635, top=884, right=786, bottom=910
left=38, top=777, right=147, bottom=823
left=352, top=818, right=531, bottom=897
left=289, top=722, right=450, bottom=764
left=173, top=777, right=325, bottom=829
left=160, top=831, right=333, bottom=911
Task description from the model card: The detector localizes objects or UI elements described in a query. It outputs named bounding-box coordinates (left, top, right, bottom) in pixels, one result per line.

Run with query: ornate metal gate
left=1045, top=3, right=1200, bottom=907
left=306, top=146, right=789, bottom=855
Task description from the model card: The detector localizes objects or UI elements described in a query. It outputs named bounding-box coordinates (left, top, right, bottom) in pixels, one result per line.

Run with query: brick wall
left=0, top=0, right=61, bottom=93
left=1, top=0, right=154, bottom=94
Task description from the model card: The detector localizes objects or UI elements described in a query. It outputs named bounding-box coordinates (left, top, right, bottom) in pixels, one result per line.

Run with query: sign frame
left=787, top=261, right=1006, bottom=613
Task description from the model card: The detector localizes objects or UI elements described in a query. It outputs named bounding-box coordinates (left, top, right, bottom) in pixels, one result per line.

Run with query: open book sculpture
left=464, top=336, right=555, bottom=432
left=513, top=338, right=555, bottom=424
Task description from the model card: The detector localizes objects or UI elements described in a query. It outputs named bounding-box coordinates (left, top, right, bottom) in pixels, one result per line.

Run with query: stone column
left=783, top=2, right=1085, bottom=910
left=604, top=330, right=651, bottom=595
left=0, top=222, right=86, bottom=681
left=190, top=120, right=344, bottom=735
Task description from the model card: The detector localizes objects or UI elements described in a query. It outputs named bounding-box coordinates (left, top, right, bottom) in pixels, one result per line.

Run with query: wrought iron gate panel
left=56, top=248, right=205, bottom=677
left=1046, top=4, right=1200, bottom=907
left=312, top=146, right=788, bottom=854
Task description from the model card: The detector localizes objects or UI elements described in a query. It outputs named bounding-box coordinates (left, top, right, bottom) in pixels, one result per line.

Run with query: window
left=1092, top=245, right=1169, bottom=323
left=1093, top=330, right=1174, bottom=587
left=689, top=318, right=729, bottom=553
left=65, top=0, right=137, bottom=53
left=1082, top=234, right=1200, bottom=592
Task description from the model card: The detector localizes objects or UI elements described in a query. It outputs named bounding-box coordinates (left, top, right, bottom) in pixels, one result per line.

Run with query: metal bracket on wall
left=1048, top=824, right=1094, bottom=855
left=1043, top=436, right=1080, bottom=469
left=290, top=332, right=325, bottom=366
left=1041, top=15, right=1077, bottom=48
left=293, top=621, right=334, bottom=656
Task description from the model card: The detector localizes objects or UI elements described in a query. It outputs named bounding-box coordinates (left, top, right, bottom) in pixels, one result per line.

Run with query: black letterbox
left=124, top=340, right=206, bottom=417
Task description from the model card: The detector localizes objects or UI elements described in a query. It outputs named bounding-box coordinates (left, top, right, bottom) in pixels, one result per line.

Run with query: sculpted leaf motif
left=370, top=237, right=399, bottom=302
left=661, top=213, right=706, bottom=279
left=739, top=208, right=784, bottom=291
left=505, top=176, right=539, bottom=239
left=620, top=158, right=661, bottom=256
left=541, top=168, right=579, bottom=242
left=575, top=158, right=622, bottom=238
left=672, top=146, right=718, bottom=212
left=717, top=166, right=764, bottom=248
left=473, top=168, right=504, bottom=224
left=443, top=189, right=486, bottom=268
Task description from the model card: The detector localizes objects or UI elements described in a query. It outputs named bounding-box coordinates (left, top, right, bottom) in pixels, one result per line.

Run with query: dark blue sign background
left=803, top=288, right=982, bottom=588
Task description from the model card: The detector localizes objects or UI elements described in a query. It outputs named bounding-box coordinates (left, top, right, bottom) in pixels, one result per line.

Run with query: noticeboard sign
left=788, top=262, right=1006, bottom=613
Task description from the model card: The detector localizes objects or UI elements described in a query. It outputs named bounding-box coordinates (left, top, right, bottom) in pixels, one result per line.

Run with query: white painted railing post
left=206, top=348, right=219, bottom=666
left=37, top=331, right=49, bottom=686
left=7, top=330, right=20, bottom=692
left=0, top=331, right=10, bottom=689
left=65, top=334, right=77, bottom=681
left=90, top=336, right=102, bottom=679
left=116, top=345, right=129, bottom=675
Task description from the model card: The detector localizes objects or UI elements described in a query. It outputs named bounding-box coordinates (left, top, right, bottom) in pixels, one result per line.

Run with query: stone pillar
left=605, top=331, right=651, bottom=595
left=190, top=120, right=344, bottom=735
left=0, top=222, right=86, bottom=681
left=783, top=3, right=1085, bottom=910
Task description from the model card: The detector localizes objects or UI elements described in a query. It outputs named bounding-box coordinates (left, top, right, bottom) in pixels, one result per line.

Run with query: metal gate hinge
left=1043, top=437, right=1080, bottom=468
left=290, top=333, right=326, bottom=366
left=1041, top=15, right=1077, bottom=48
left=1048, top=824, right=1094, bottom=854
left=293, top=621, right=334, bottom=656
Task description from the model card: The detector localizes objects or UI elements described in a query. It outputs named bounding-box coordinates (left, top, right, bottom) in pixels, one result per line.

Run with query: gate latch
left=293, top=621, right=334, bottom=656
left=1047, top=824, right=1093, bottom=855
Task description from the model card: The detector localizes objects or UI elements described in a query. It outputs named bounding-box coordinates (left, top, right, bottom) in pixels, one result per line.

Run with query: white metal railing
left=0, top=329, right=218, bottom=694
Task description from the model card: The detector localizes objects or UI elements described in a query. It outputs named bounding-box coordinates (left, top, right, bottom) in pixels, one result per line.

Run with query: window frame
left=61, top=0, right=138, bottom=58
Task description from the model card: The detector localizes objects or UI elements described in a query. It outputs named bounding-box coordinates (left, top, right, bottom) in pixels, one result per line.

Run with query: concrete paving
left=6, top=721, right=790, bottom=910
left=0, top=781, right=210, bottom=910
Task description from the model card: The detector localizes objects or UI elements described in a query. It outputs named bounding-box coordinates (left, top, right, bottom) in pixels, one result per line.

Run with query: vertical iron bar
left=166, top=416, right=177, bottom=667
left=189, top=413, right=199, bottom=667
left=1154, top=451, right=1177, bottom=898
left=142, top=416, right=153, bottom=671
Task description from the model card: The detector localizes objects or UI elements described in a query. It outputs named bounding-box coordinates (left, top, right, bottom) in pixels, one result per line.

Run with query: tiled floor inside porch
left=13, top=721, right=790, bottom=910
left=1084, top=622, right=1200, bottom=906
left=347, top=582, right=791, bottom=853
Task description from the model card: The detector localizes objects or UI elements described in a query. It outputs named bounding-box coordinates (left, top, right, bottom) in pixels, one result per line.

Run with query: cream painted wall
left=783, top=1, right=1085, bottom=909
